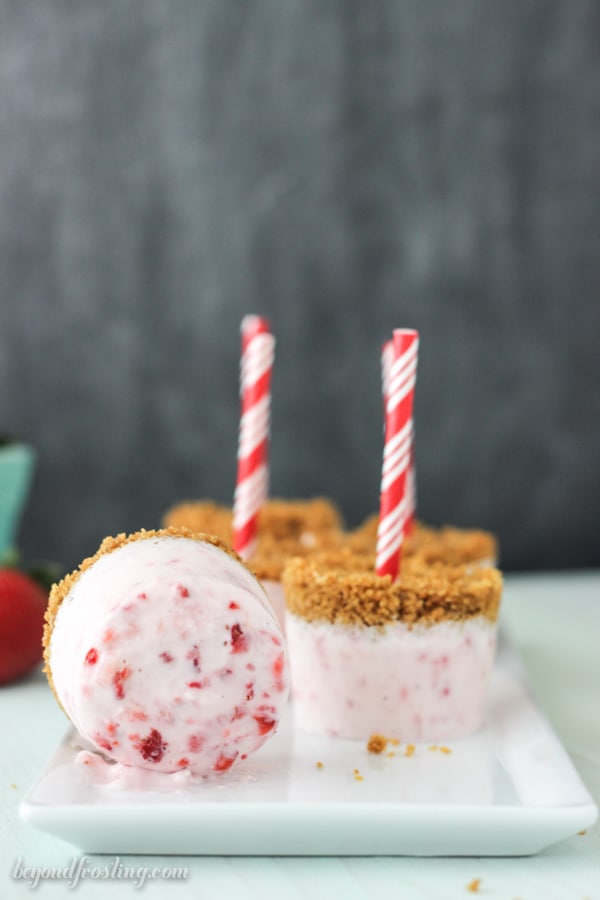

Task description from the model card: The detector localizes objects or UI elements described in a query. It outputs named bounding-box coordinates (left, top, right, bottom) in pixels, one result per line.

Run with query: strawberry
left=0, top=567, right=49, bottom=685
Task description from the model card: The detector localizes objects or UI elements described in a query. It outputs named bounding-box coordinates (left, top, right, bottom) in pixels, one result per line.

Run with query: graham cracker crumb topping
left=282, top=549, right=502, bottom=627
left=163, top=501, right=233, bottom=543
left=347, top=515, right=498, bottom=566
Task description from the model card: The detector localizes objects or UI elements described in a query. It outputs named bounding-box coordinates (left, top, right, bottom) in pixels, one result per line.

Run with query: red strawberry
left=0, top=568, right=49, bottom=685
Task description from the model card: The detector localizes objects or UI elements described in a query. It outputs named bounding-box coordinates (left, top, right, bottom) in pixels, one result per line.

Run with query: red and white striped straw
left=381, top=336, right=417, bottom=538
left=376, top=329, right=419, bottom=579
left=233, top=315, right=275, bottom=560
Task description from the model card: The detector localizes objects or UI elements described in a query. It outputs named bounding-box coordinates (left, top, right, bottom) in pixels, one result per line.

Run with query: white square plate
left=20, top=636, right=597, bottom=856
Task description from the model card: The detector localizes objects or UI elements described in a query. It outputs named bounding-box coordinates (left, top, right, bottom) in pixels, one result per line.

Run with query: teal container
left=0, top=443, right=35, bottom=561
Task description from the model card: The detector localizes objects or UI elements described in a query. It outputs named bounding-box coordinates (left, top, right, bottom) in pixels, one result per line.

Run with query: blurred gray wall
left=1, top=1, right=599, bottom=572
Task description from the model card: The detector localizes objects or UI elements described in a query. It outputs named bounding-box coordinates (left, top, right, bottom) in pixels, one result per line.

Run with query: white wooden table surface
left=1, top=571, right=599, bottom=899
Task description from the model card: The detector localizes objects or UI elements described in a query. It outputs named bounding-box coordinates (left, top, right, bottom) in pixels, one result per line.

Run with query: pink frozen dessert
left=43, top=528, right=289, bottom=776
left=282, top=550, right=503, bottom=742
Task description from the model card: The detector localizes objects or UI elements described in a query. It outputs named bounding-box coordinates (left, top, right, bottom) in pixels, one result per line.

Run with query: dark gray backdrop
left=1, top=1, right=599, bottom=572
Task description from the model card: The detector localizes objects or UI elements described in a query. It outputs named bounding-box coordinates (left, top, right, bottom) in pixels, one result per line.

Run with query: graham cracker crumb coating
left=282, top=550, right=503, bottom=627
left=249, top=530, right=344, bottom=580
left=163, top=501, right=234, bottom=543
left=347, top=515, right=498, bottom=566
left=43, top=526, right=258, bottom=708
left=163, top=497, right=345, bottom=580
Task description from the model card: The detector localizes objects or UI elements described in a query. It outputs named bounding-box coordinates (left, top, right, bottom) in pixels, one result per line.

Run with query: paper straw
left=382, top=336, right=417, bottom=538
left=376, top=329, right=419, bottom=578
left=233, top=315, right=275, bottom=560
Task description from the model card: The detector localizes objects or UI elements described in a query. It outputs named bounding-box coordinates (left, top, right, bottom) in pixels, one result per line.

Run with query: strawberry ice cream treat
left=43, top=528, right=289, bottom=776
left=163, top=498, right=344, bottom=629
left=282, top=550, right=502, bottom=742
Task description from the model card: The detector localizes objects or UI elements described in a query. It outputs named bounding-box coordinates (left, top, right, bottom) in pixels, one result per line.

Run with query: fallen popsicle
left=43, top=527, right=289, bottom=776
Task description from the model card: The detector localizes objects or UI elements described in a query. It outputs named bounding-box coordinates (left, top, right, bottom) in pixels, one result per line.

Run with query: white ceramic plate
left=20, top=636, right=597, bottom=856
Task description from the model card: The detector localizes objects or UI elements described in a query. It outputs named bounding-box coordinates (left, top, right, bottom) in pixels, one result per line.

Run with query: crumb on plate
left=367, top=734, right=388, bottom=754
